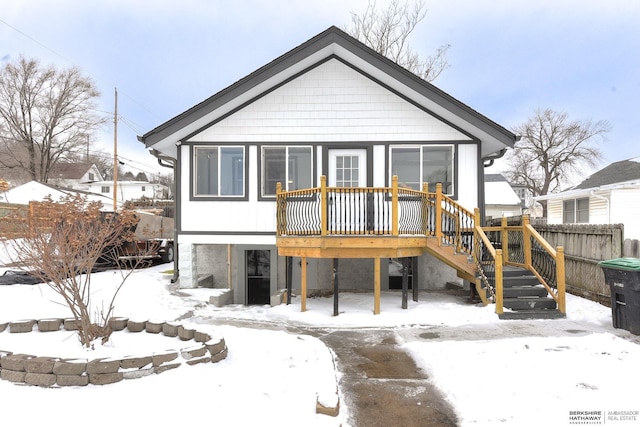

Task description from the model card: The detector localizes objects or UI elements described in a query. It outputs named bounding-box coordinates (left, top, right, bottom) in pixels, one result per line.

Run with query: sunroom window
left=262, top=146, right=312, bottom=196
left=194, top=146, right=245, bottom=197
left=390, top=145, right=454, bottom=194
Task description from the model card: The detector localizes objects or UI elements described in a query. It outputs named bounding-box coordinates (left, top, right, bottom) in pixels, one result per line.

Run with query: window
left=88, top=173, right=95, bottom=181
left=194, top=146, right=245, bottom=197
left=563, top=198, right=589, bottom=223
left=390, top=145, right=454, bottom=194
left=141, top=186, right=146, bottom=192
left=101, top=186, right=110, bottom=193
left=334, top=154, right=360, bottom=187
left=262, top=146, right=312, bottom=196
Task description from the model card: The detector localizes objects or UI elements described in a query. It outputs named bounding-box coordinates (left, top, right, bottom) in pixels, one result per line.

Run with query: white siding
left=86, top=182, right=169, bottom=202
left=588, top=193, right=610, bottom=224
left=611, top=188, right=640, bottom=239
left=547, top=199, right=563, bottom=224
left=457, top=144, right=478, bottom=211
left=373, top=144, right=386, bottom=187
left=188, top=59, right=469, bottom=144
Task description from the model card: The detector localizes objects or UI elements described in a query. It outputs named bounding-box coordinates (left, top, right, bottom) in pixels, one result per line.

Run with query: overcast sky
left=2, top=0, right=638, bottom=183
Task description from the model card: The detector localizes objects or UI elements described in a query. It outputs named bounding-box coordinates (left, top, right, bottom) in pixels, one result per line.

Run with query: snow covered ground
left=1, top=259, right=639, bottom=427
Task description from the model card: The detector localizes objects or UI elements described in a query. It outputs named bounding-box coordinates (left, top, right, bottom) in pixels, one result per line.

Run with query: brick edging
left=0, top=317, right=227, bottom=387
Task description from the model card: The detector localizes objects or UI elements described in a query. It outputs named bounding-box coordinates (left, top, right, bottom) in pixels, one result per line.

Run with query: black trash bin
left=599, top=257, right=640, bottom=335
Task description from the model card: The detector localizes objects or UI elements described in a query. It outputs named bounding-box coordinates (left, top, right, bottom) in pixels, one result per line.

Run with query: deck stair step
left=502, top=297, right=557, bottom=310
left=503, top=286, right=549, bottom=298
left=502, top=275, right=541, bottom=287
left=498, top=266, right=565, bottom=320
left=498, top=309, right=566, bottom=320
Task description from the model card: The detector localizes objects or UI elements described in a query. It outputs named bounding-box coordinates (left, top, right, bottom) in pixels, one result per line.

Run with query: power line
left=0, top=17, right=76, bottom=66
left=0, top=16, right=162, bottom=129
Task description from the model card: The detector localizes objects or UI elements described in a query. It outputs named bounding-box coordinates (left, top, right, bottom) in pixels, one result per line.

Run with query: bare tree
left=345, top=0, right=449, bottom=82
left=0, top=56, right=106, bottom=183
left=5, top=194, right=151, bottom=348
left=504, top=108, right=611, bottom=217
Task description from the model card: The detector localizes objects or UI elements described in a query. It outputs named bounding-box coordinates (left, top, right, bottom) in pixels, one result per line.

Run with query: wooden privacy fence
left=487, top=217, right=632, bottom=306
left=624, top=238, right=640, bottom=258
left=534, top=223, right=623, bottom=306
left=0, top=202, right=55, bottom=239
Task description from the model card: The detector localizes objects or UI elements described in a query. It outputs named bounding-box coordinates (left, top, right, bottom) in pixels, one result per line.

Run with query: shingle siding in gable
left=187, top=59, right=469, bottom=144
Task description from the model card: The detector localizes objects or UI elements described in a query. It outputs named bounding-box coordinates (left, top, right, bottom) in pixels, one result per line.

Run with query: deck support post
left=286, top=256, right=292, bottom=305
left=301, top=256, right=307, bottom=312
left=374, top=258, right=381, bottom=314
left=333, top=258, right=339, bottom=316
left=402, top=257, right=409, bottom=309
left=412, top=256, right=419, bottom=302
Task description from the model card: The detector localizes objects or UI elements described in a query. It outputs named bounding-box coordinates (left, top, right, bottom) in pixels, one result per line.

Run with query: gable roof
left=139, top=26, right=518, bottom=158
left=574, top=157, right=640, bottom=189
left=534, top=156, right=640, bottom=202
left=50, top=162, right=100, bottom=180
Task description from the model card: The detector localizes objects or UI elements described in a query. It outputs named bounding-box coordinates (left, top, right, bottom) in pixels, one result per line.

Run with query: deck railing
left=472, top=208, right=503, bottom=308
left=277, top=175, right=475, bottom=244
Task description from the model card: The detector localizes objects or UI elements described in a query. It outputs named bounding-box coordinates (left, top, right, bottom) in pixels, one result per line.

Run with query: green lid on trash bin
left=599, top=257, right=640, bottom=271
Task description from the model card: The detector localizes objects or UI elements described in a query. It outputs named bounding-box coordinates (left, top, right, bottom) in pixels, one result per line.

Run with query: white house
left=534, top=156, right=640, bottom=239
left=138, top=26, right=519, bottom=305
left=1, top=180, right=117, bottom=209
left=87, top=180, right=170, bottom=203
left=484, top=174, right=523, bottom=220
left=48, top=162, right=104, bottom=190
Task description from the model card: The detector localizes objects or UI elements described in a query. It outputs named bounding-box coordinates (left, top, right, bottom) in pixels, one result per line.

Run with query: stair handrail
left=522, top=216, right=566, bottom=313
left=434, top=184, right=475, bottom=257
left=473, top=208, right=504, bottom=313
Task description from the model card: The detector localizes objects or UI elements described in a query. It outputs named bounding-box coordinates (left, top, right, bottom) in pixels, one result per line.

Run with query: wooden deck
left=276, top=176, right=566, bottom=316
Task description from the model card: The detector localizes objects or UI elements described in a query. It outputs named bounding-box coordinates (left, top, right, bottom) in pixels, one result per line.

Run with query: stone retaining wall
left=0, top=317, right=227, bottom=387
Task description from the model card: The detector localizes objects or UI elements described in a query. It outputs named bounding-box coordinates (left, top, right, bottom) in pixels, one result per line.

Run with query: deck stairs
left=425, top=237, right=565, bottom=320
left=497, top=266, right=566, bottom=320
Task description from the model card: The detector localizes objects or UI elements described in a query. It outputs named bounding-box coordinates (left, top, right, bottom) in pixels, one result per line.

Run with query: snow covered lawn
left=1, top=261, right=639, bottom=427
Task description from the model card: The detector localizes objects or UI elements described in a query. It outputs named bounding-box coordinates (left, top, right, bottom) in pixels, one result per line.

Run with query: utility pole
left=113, top=88, right=118, bottom=211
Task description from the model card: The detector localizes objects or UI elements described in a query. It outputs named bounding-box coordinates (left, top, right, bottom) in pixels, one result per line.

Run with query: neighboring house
left=0, top=180, right=117, bottom=209
left=534, top=156, right=640, bottom=239
left=139, top=26, right=518, bottom=305
left=509, top=182, right=543, bottom=218
left=48, top=162, right=104, bottom=190
left=87, top=181, right=171, bottom=203
left=484, top=174, right=523, bottom=220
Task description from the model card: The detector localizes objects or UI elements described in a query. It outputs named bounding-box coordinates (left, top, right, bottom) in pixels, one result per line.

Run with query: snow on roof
left=485, top=180, right=522, bottom=205
left=1, top=180, right=118, bottom=208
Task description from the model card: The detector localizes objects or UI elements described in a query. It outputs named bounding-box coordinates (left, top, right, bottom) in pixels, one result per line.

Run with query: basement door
left=246, top=249, right=271, bottom=305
